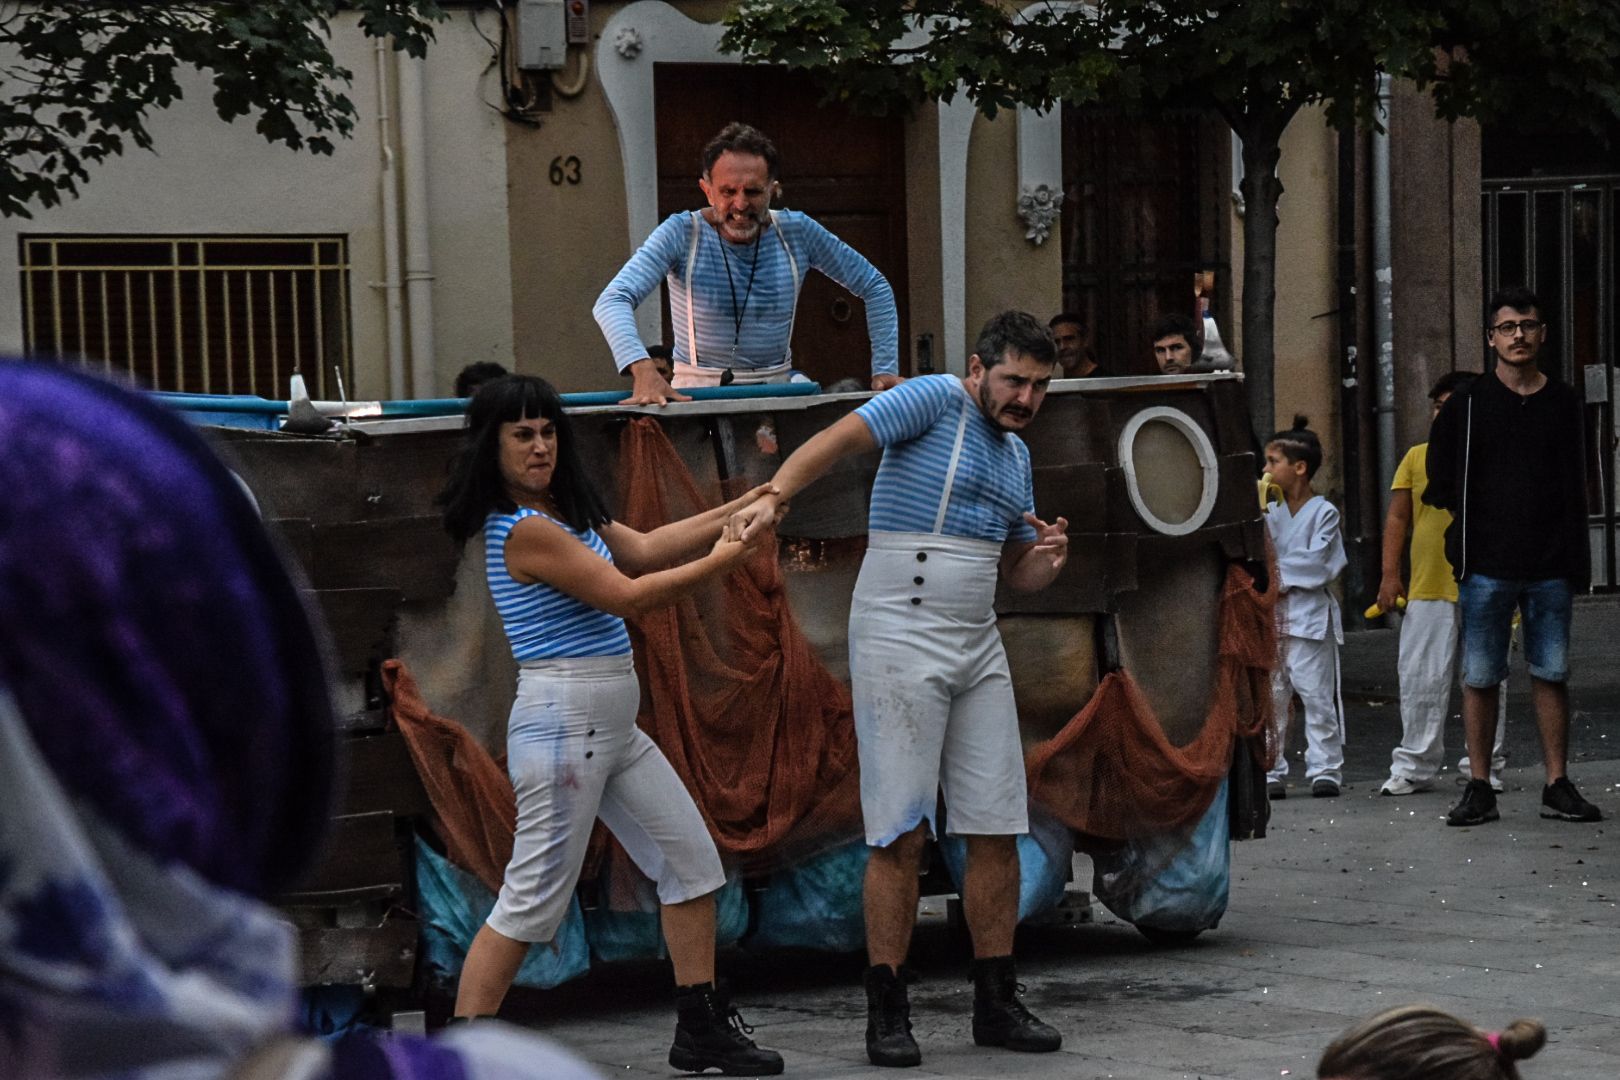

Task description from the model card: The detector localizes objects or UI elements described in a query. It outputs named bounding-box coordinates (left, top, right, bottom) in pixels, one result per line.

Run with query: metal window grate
left=19, top=235, right=352, bottom=399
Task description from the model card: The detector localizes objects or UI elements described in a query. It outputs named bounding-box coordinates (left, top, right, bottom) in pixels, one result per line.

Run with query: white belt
left=670, top=357, right=793, bottom=389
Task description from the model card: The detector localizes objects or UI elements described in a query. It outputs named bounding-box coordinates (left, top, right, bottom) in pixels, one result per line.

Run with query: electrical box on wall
left=516, top=0, right=567, bottom=70
left=566, top=0, right=591, bottom=46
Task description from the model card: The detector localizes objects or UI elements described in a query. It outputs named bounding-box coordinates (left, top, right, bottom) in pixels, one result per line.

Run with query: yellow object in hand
left=1364, top=596, right=1409, bottom=619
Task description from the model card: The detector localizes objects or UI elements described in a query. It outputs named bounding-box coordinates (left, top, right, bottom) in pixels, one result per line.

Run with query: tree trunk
left=1238, top=122, right=1286, bottom=444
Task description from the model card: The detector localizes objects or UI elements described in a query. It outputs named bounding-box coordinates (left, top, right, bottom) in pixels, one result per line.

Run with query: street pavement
left=500, top=603, right=1620, bottom=1078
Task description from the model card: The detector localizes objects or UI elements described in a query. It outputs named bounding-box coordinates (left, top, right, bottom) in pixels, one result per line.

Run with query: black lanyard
left=719, top=232, right=762, bottom=362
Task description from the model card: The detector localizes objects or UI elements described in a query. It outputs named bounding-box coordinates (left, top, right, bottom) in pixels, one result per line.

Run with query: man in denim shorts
left=1425, top=286, right=1602, bottom=827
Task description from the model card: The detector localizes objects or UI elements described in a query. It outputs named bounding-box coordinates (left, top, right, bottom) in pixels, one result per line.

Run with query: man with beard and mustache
left=594, top=122, right=901, bottom=405
left=730, top=310, right=1069, bottom=1068
left=1425, top=286, right=1602, bottom=828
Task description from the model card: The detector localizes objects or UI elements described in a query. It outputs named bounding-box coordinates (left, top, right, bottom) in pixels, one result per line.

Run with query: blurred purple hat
left=0, top=359, right=335, bottom=896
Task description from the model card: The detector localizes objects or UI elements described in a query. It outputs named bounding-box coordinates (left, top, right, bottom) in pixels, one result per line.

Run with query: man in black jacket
left=1425, top=286, right=1602, bottom=827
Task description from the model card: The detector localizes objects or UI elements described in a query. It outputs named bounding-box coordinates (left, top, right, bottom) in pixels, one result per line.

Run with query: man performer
left=733, top=310, right=1068, bottom=1068
left=594, top=122, right=901, bottom=405
left=1049, top=312, right=1110, bottom=378
left=1426, top=286, right=1602, bottom=826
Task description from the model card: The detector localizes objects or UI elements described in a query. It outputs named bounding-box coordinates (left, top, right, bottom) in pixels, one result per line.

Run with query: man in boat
left=593, top=122, right=901, bottom=405
left=732, top=309, right=1069, bottom=1068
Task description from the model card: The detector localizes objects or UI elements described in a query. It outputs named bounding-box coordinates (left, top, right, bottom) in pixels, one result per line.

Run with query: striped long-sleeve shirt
left=593, top=209, right=899, bottom=378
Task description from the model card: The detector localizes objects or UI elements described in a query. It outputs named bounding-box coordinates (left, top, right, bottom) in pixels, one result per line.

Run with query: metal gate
left=1482, top=177, right=1619, bottom=589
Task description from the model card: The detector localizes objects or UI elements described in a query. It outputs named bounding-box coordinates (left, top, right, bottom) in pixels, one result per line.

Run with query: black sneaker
left=671, top=982, right=784, bottom=1076
left=1446, top=779, right=1500, bottom=827
left=1267, top=780, right=1286, bottom=800
left=1311, top=778, right=1340, bottom=798
left=1541, top=777, right=1603, bottom=822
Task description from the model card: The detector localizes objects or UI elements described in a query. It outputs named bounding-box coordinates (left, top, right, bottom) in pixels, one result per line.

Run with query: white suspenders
left=683, top=210, right=801, bottom=370
left=931, top=387, right=974, bottom=535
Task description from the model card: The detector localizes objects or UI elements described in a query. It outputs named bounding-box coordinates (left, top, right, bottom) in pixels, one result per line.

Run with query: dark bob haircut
left=437, top=375, right=611, bottom=545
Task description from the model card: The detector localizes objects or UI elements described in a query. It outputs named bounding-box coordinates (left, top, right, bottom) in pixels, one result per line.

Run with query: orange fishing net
left=1026, top=563, right=1278, bottom=841
left=382, top=659, right=514, bottom=893
left=615, top=418, right=863, bottom=870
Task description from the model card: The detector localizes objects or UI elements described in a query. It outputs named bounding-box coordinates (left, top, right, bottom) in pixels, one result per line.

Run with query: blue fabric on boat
left=415, top=836, right=591, bottom=989
left=1091, top=777, right=1231, bottom=932
left=746, top=841, right=870, bottom=952
left=938, top=805, right=1072, bottom=922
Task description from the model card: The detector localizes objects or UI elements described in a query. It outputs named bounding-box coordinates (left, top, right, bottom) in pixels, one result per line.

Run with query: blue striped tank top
left=484, top=507, right=633, bottom=660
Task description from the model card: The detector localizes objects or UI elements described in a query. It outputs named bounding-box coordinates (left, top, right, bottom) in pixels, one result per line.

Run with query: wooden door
left=653, top=64, right=911, bottom=385
left=1060, top=108, right=1227, bottom=376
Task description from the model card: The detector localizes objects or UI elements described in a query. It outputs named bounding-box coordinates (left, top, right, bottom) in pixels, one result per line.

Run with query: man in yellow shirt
left=1378, top=373, right=1508, bottom=795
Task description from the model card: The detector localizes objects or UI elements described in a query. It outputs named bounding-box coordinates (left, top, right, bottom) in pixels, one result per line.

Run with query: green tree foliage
left=723, top=0, right=1620, bottom=437
left=1, top=1, right=447, bottom=218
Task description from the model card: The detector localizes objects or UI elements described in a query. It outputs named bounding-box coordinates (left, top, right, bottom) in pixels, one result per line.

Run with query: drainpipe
left=375, top=41, right=407, bottom=400
left=398, top=54, right=437, bottom=398
left=1337, top=127, right=1367, bottom=628
left=1371, top=74, right=1397, bottom=511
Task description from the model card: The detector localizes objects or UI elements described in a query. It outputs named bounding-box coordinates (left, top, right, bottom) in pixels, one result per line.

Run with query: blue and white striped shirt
left=593, top=209, right=899, bottom=377
left=484, top=508, right=633, bottom=660
left=854, top=375, right=1039, bottom=545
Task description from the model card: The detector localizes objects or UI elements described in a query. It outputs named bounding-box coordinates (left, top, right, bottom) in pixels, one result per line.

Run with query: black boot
left=670, top=982, right=784, bottom=1076
left=864, top=964, right=921, bottom=1067
left=969, top=956, right=1062, bottom=1052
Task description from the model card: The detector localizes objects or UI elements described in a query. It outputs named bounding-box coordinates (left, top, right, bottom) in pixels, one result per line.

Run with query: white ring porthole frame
left=1117, top=406, right=1220, bottom=537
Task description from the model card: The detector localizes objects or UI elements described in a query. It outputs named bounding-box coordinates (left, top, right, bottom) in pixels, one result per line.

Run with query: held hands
left=626, top=358, right=692, bottom=406
left=731, top=491, right=789, bottom=543
left=711, top=510, right=769, bottom=565
left=1024, top=512, right=1069, bottom=571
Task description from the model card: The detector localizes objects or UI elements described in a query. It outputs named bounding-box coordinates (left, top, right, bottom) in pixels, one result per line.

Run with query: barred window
left=19, top=235, right=352, bottom=398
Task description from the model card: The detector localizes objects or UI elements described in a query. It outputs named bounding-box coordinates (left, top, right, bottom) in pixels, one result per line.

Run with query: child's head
left=1428, top=371, right=1476, bottom=418
left=1318, top=1005, right=1545, bottom=1080
left=1264, top=415, right=1323, bottom=485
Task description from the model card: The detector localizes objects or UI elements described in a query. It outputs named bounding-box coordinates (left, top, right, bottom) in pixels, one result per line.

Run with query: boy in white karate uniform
left=1264, top=417, right=1348, bottom=798
left=1378, top=372, right=1509, bottom=796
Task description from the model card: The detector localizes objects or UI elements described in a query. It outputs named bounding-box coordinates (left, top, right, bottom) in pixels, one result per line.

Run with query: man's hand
left=1376, top=574, right=1406, bottom=614
left=626, top=358, right=692, bottom=406
left=1024, top=512, right=1069, bottom=571
left=870, top=373, right=903, bottom=392
left=732, top=492, right=789, bottom=543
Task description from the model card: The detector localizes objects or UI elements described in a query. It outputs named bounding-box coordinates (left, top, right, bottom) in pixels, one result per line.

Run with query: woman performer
left=438, top=375, right=784, bottom=1076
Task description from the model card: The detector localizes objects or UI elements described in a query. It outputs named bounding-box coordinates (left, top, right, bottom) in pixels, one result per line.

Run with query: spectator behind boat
left=0, top=360, right=600, bottom=1080
left=1049, top=312, right=1111, bottom=378
left=1151, top=312, right=1201, bottom=375
left=456, top=361, right=510, bottom=399
left=1318, top=1005, right=1546, bottom=1080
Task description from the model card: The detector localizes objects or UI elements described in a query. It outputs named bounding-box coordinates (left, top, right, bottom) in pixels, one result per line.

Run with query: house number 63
left=550, top=156, right=582, bottom=185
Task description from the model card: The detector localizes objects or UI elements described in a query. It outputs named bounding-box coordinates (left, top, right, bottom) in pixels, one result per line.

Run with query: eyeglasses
left=1489, top=319, right=1544, bottom=336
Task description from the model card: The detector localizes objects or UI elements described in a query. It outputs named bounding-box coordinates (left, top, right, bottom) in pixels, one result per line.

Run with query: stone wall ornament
left=1017, top=183, right=1060, bottom=245
left=613, top=26, right=644, bottom=59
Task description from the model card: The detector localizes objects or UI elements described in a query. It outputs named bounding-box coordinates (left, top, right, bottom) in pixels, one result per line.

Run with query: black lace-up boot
left=670, top=982, right=784, bottom=1076
left=864, top=964, right=921, bottom=1067
left=969, top=955, right=1062, bottom=1052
